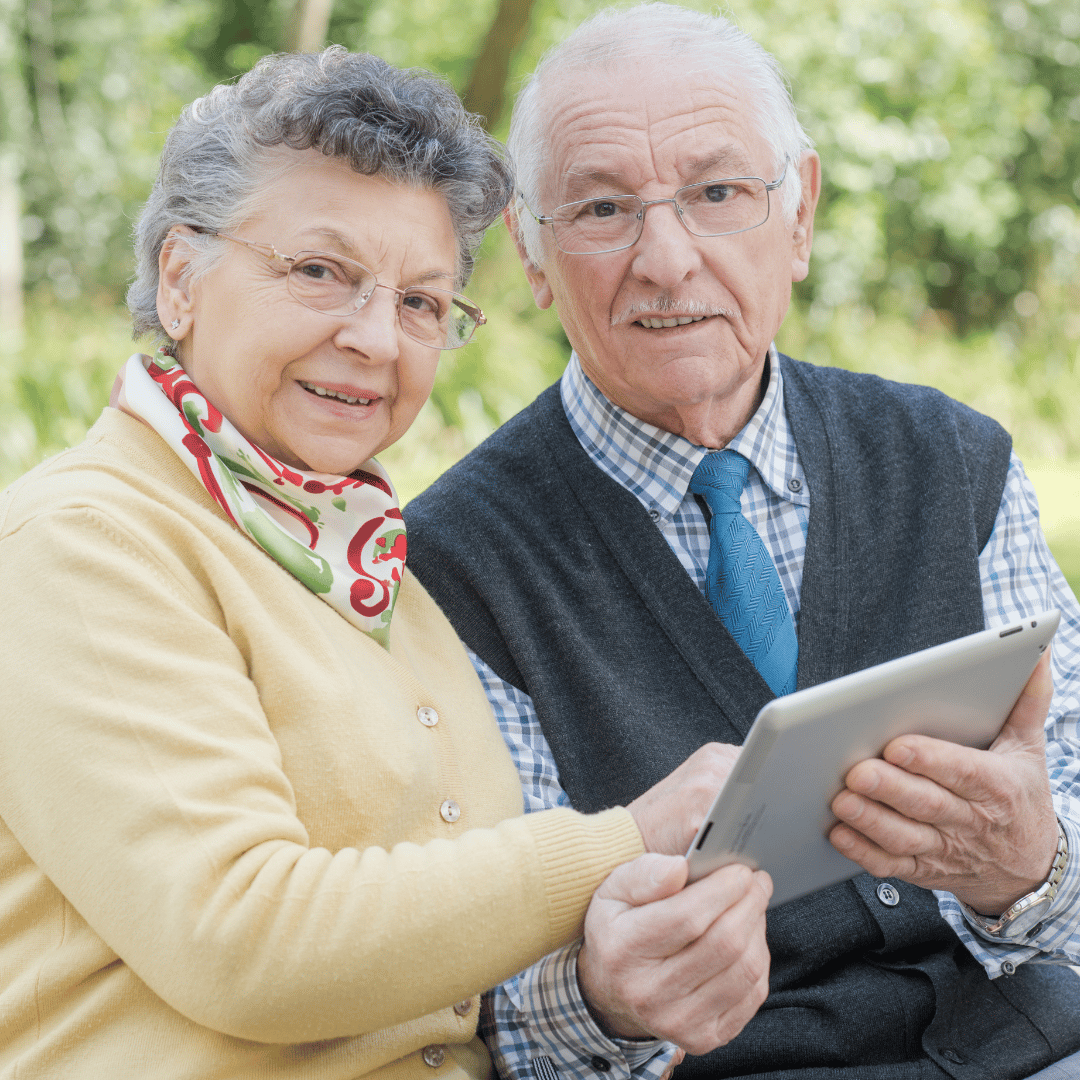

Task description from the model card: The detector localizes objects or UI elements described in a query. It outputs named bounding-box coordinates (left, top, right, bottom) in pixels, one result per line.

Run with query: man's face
left=517, top=61, right=819, bottom=444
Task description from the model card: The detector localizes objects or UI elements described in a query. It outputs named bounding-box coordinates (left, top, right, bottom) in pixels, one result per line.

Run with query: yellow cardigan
left=0, top=409, right=643, bottom=1080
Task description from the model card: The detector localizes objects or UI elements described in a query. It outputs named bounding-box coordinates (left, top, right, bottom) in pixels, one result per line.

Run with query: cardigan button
left=876, top=882, right=900, bottom=907
left=453, top=998, right=473, bottom=1016
left=417, top=706, right=439, bottom=727
left=422, top=1045, right=446, bottom=1068
left=941, top=1049, right=965, bottom=1065
left=440, top=799, right=461, bottom=823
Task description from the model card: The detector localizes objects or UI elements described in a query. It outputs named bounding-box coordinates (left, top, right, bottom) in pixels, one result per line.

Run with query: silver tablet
left=685, top=609, right=1060, bottom=907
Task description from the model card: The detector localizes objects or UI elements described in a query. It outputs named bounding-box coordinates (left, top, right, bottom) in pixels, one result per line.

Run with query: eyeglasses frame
left=521, top=160, right=790, bottom=256
left=203, top=230, right=486, bottom=350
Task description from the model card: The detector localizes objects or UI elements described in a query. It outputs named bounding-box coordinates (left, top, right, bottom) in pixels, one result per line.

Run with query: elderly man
left=404, top=5, right=1080, bottom=1079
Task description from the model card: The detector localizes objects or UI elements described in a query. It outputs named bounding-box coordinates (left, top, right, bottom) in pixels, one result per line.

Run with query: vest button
left=876, top=882, right=900, bottom=907
left=417, top=706, right=439, bottom=727
left=422, top=1045, right=446, bottom=1068
left=590, top=1056, right=611, bottom=1072
left=941, top=1049, right=965, bottom=1065
left=453, top=998, right=473, bottom=1016
left=440, top=799, right=461, bottom=823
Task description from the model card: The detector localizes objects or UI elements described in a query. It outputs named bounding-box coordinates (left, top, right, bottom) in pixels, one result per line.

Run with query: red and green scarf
left=115, top=352, right=406, bottom=648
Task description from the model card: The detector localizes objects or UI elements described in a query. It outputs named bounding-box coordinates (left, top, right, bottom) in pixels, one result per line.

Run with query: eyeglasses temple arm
left=515, top=192, right=554, bottom=226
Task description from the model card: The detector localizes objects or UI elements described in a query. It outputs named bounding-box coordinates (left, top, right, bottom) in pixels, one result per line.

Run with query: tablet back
left=686, top=610, right=1060, bottom=906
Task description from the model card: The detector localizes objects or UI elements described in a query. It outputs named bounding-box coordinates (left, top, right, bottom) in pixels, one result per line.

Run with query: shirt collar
left=560, top=344, right=809, bottom=522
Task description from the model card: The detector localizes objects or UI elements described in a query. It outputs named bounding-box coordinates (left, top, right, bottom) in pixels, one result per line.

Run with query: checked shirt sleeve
left=468, top=650, right=678, bottom=1080
left=935, top=452, right=1080, bottom=976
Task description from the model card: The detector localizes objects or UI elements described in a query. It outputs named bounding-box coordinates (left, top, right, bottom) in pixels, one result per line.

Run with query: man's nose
left=333, top=286, right=402, bottom=363
left=629, top=200, right=704, bottom=288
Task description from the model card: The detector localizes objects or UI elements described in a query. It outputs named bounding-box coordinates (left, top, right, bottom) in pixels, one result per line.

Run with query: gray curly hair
left=127, top=47, right=514, bottom=342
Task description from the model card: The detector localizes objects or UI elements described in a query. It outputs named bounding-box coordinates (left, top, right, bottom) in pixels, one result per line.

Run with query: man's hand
left=627, top=742, right=741, bottom=855
left=829, top=651, right=1060, bottom=915
left=577, top=853, right=772, bottom=1055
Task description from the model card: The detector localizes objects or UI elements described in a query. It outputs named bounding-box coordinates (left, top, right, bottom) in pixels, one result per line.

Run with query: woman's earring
left=170, top=319, right=181, bottom=330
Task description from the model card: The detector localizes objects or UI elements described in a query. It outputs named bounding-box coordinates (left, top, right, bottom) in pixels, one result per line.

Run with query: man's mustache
left=611, top=297, right=737, bottom=326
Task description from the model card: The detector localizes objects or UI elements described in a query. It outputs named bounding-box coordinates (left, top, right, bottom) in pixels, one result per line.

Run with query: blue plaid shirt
left=476, top=349, right=1080, bottom=1080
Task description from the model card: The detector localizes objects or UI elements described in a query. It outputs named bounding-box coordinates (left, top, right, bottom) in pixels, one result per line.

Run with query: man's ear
left=157, top=226, right=199, bottom=344
left=503, top=203, right=553, bottom=310
left=790, top=151, right=821, bottom=284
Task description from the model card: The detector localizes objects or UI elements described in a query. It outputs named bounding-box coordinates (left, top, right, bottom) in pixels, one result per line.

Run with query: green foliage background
left=1, top=0, right=1078, bottom=589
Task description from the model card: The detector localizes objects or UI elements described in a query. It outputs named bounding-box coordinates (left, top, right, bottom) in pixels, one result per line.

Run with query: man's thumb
left=595, top=853, right=689, bottom=907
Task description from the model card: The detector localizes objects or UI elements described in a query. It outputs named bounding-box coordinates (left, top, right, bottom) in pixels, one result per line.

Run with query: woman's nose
left=333, top=286, right=401, bottom=362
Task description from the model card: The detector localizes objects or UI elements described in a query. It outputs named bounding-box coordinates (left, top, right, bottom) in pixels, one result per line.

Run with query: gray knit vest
left=404, top=356, right=1080, bottom=1079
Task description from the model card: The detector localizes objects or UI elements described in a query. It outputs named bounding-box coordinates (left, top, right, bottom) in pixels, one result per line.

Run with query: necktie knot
left=689, top=450, right=750, bottom=516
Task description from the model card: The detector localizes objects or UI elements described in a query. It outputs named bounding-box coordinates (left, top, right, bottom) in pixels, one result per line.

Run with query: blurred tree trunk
left=287, top=0, right=334, bottom=52
left=0, top=0, right=31, bottom=344
left=0, top=153, right=22, bottom=344
left=462, top=0, right=537, bottom=128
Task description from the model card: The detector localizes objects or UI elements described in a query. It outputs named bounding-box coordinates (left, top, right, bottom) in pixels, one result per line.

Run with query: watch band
left=961, top=818, right=1069, bottom=942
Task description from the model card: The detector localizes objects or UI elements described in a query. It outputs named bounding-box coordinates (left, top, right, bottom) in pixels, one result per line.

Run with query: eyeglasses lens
left=551, top=177, right=770, bottom=254
left=287, top=253, right=375, bottom=314
left=398, top=290, right=478, bottom=349
left=286, top=252, right=479, bottom=349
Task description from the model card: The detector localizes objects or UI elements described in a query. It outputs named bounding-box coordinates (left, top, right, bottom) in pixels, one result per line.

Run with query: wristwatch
left=961, top=818, right=1069, bottom=942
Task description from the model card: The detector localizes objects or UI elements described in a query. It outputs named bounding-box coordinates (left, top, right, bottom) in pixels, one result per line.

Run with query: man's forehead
left=540, top=62, right=765, bottom=195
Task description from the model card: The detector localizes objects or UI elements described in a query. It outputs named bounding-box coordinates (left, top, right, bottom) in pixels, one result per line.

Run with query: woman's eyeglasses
left=208, top=231, right=485, bottom=350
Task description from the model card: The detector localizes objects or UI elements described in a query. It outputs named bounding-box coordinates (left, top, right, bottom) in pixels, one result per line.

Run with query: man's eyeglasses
left=207, top=232, right=486, bottom=350
left=522, top=162, right=788, bottom=256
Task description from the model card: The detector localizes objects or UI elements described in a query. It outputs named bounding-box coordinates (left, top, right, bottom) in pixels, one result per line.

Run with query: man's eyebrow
left=557, top=147, right=761, bottom=202
left=560, top=169, right=634, bottom=201
left=682, top=148, right=757, bottom=180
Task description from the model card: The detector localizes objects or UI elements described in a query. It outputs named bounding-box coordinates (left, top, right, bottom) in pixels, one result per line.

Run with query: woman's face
left=160, top=149, right=458, bottom=475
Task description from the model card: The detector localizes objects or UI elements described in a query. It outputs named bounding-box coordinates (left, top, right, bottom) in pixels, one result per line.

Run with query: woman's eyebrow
left=293, top=230, right=454, bottom=284
left=294, top=227, right=359, bottom=255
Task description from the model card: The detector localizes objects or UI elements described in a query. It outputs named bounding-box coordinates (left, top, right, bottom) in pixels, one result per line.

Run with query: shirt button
left=422, top=1045, right=446, bottom=1068
left=440, top=799, right=461, bottom=823
left=1002, top=960, right=1017, bottom=975
left=941, top=1049, right=965, bottom=1065
left=417, top=706, right=439, bottom=727
left=453, top=998, right=473, bottom=1016
left=876, top=882, right=901, bottom=907
left=590, top=1056, right=611, bottom=1072
left=788, top=477, right=802, bottom=492
left=648, top=508, right=661, bottom=522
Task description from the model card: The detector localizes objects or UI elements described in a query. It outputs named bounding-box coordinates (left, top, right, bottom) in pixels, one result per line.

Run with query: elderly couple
left=0, top=4, right=1078, bottom=1079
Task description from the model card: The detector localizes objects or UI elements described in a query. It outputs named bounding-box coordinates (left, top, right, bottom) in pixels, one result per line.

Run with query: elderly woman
left=0, top=49, right=654, bottom=1079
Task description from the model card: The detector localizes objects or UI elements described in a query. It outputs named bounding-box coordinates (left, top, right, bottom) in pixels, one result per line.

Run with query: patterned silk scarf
left=115, top=352, right=406, bottom=648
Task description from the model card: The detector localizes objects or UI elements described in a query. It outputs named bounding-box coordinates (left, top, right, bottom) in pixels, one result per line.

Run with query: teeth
left=637, top=315, right=707, bottom=328
left=300, top=381, right=372, bottom=405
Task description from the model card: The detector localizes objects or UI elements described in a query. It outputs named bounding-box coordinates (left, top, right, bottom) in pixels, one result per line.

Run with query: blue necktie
left=689, top=450, right=798, bottom=697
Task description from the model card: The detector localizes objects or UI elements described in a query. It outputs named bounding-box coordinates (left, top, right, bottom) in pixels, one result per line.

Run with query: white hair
left=506, top=3, right=814, bottom=265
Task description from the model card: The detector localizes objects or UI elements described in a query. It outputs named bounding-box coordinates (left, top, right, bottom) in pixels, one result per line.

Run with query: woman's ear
left=157, top=227, right=199, bottom=344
